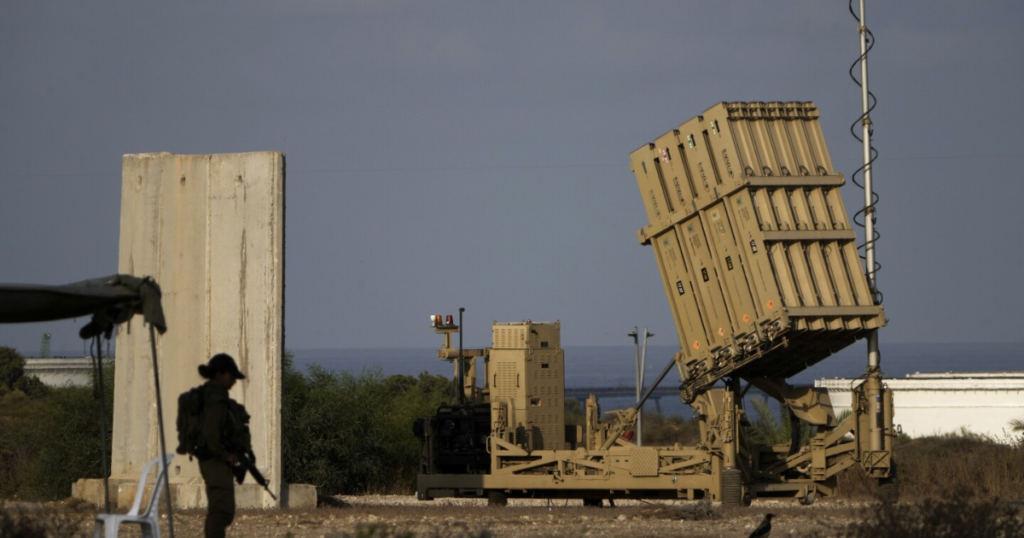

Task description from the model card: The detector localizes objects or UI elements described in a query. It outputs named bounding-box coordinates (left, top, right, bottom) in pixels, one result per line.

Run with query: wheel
left=582, top=498, right=603, bottom=508
left=721, top=469, right=744, bottom=506
left=487, top=490, right=508, bottom=507
left=799, top=490, right=817, bottom=506
left=877, top=478, right=899, bottom=503
left=876, top=465, right=899, bottom=504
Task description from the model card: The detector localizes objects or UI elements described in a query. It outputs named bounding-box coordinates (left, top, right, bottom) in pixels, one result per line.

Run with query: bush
left=0, top=504, right=50, bottom=538
left=894, top=434, right=1024, bottom=500
left=834, top=431, right=1024, bottom=501
left=0, top=346, right=26, bottom=389
left=0, top=364, right=113, bottom=500
left=744, top=395, right=813, bottom=447
left=12, top=375, right=48, bottom=399
left=1, top=349, right=447, bottom=500
left=0, top=502, right=91, bottom=538
left=281, top=354, right=450, bottom=495
left=641, top=411, right=701, bottom=446
left=0, top=347, right=49, bottom=399
left=564, top=398, right=585, bottom=425
left=824, top=498, right=1024, bottom=538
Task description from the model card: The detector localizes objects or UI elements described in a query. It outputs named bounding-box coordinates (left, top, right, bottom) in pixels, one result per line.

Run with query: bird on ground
left=747, top=513, right=773, bottom=538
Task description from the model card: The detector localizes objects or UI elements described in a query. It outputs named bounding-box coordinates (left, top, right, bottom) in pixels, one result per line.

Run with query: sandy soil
left=5, top=495, right=865, bottom=538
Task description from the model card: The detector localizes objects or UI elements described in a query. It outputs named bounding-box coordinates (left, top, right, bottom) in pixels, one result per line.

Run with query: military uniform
left=199, top=381, right=238, bottom=538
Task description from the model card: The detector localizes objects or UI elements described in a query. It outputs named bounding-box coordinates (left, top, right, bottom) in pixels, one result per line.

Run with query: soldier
left=197, top=353, right=248, bottom=538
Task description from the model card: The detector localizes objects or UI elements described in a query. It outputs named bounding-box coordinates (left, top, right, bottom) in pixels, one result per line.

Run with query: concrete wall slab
left=110, top=152, right=285, bottom=507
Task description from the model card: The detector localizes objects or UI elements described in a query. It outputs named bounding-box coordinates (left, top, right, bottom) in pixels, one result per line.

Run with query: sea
left=291, top=342, right=1024, bottom=417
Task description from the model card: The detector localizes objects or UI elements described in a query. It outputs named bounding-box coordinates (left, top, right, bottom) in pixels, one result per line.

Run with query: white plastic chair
left=93, top=453, right=174, bottom=538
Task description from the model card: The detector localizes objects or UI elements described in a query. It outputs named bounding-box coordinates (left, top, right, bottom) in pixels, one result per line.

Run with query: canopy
left=0, top=274, right=166, bottom=336
left=0, top=273, right=170, bottom=530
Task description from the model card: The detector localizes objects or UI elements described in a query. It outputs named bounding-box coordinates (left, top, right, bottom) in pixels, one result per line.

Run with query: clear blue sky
left=2, top=1, right=1022, bottom=354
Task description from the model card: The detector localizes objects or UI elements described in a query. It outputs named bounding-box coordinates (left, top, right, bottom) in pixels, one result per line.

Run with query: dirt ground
left=5, top=495, right=866, bottom=538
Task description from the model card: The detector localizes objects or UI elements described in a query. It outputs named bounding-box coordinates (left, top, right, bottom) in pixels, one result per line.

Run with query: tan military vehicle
left=414, top=102, right=895, bottom=506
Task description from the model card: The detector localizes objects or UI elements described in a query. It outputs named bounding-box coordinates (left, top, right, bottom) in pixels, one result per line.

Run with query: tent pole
left=90, top=333, right=111, bottom=514
left=148, top=324, right=175, bottom=538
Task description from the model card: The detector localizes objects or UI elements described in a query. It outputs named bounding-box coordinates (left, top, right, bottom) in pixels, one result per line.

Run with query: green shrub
left=1, top=349, right=447, bottom=500
left=0, top=364, right=113, bottom=501
left=744, top=395, right=813, bottom=447
left=0, top=346, right=26, bottom=389
left=641, top=411, right=701, bottom=446
left=12, top=375, right=48, bottom=399
left=281, top=354, right=450, bottom=495
left=564, top=397, right=585, bottom=425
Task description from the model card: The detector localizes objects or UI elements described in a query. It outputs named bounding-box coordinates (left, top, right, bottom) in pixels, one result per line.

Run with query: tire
left=799, top=490, right=817, bottom=506
left=487, top=490, right=508, bottom=507
left=877, top=479, right=899, bottom=503
left=721, top=469, right=744, bottom=506
left=872, top=465, right=897, bottom=504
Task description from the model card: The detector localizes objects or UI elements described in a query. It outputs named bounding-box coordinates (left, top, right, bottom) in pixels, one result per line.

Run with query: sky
left=1, top=1, right=1023, bottom=355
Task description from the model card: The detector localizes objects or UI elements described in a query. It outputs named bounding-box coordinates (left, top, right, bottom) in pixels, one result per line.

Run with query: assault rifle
left=225, top=440, right=278, bottom=501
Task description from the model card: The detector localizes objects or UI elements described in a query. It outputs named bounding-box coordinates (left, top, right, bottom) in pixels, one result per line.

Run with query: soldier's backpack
left=175, top=384, right=207, bottom=458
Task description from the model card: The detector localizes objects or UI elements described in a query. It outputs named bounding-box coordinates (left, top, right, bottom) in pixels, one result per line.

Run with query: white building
left=22, top=357, right=108, bottom=388
left=817, top=372, right=1024, bottom=442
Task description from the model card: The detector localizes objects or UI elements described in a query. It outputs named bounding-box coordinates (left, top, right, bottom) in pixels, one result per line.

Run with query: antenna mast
left=855, top=0, right=883, bottom=452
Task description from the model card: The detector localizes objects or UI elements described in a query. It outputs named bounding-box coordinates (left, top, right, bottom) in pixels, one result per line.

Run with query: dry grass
left=835, top=433, right=1024, bottom=501
left=896, top=434, right=1024, bottom=500
left=812, top=498, right=1024, bottom=538
left=0, top=499, right=94, bottom=538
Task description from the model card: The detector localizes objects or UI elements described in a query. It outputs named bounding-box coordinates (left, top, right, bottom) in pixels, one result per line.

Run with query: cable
left=849, top=0, right=883, bottom=305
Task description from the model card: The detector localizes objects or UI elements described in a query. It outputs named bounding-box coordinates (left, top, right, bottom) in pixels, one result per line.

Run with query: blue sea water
left=291, top=342, right=1024, bottom=416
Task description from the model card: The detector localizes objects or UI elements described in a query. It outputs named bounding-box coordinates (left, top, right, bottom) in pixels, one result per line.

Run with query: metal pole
left=458, top=307, right=465, bottom=404
left=148, top=324, right=175, bottom=538
left=639, top=328, right=652, bottom=446
left=91, top=333, right=110, bottom=514
left=858, top=0, right=883, bottom=453
left=635, top=354, right=676, bottom=417
left=859, top=0, right=876, bottom=309
left=628, top=328, right=640, bottom=444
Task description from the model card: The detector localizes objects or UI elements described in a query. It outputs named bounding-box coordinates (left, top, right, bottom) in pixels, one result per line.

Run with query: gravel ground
left=4, top=495, right=865, bottom=537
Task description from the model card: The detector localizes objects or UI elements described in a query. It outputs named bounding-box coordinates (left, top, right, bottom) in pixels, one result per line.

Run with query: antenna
left=852, top=0, right=884, bottom=453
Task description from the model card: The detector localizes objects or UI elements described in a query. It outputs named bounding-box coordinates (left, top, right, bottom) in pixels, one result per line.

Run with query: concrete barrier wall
left=111, top=152, right=284, bottom=507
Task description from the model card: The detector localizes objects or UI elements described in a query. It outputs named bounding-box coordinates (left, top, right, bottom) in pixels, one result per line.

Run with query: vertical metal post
left=148, top=324, right=175, bottom=537
left=639, top=328, right=652, bottom=446
left=628, top=328, right=640, bottom=445
left=857, top=0, right=883, bottom=453
left=723, top=379, right=738, bottom=469
left=457, top=307, right=465, bottom=404
left=90, top=334, right=111, bottom=514
left=859, top=0, right=875, bottom=300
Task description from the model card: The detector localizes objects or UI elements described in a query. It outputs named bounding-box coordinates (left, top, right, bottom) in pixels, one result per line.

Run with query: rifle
left=225, top=440, right=278, bottom=501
